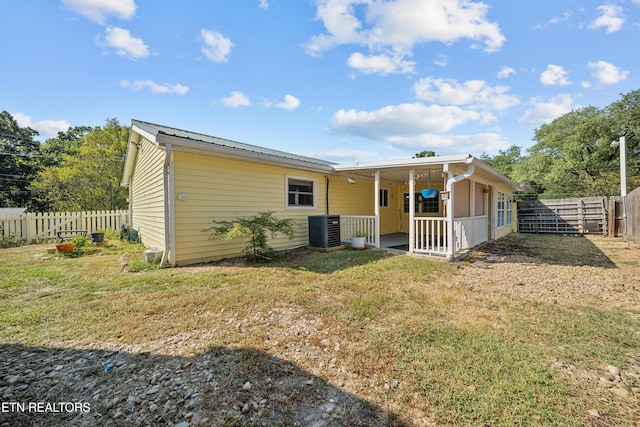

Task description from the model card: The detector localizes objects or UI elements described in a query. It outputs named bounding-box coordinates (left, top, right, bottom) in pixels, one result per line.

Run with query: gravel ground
left=1, top=236, right=639, bottom=426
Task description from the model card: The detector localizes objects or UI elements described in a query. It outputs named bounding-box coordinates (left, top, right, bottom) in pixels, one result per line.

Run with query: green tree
left=39, top=125, right=94, bottom=168
left=414, top=150, right=436, bottom=158
left=31, top=118, right=129, bottom=211
left=606, top=89, right=640, bottom=194
left=518, top=91, right=640, bottom=198
left=0, top=111, right=41, bottom=208
left=479, top=145, right=522, bottom=178
left=203, top=211, right=295, bottom=262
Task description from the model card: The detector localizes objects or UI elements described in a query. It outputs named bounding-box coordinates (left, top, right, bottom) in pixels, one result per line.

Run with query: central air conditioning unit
left=308, top=215, right=341, bottom=249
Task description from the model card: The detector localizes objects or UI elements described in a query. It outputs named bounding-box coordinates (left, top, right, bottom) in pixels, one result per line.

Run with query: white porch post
left=409, top=169, right=415, bottom=253
left=374, top=171, right=380, bottom=248
left=470, top=179, right=476, bottom=217
left=470, top=180, right=476, bottom=245
left=444, top=164, right=454, bottom=258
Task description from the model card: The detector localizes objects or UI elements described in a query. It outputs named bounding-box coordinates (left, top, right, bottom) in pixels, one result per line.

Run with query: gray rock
left=146, top=385, right=160, bottom=395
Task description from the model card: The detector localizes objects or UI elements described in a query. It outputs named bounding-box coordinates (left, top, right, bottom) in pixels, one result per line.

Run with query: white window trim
left=285, top=175, right=317, bottom=210
left=497, top=191, right=513, bottom=229
left=379, top=188, right=389, bottom=208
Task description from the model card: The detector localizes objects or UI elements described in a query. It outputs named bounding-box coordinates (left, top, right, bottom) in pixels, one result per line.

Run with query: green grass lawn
left=1, top=236, right=639, bottom=426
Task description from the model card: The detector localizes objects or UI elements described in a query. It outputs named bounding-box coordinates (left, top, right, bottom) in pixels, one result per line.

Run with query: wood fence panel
left=625, top=188, right=640, bottom=244
left=0, top=210, right=128, bottom=243
left=517, top=197, right=607, bottom=235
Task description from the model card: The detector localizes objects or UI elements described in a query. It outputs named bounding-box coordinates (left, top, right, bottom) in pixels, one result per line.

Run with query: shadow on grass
left=465, top=233, right=617, bottom=268
left=208, top=248, right=397, bottom=275
left=0, top=343, right=409, bottom=427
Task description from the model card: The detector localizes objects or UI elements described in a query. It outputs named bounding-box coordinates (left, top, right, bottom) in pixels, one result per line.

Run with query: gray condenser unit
left=308, top=215, right=341, bottom=248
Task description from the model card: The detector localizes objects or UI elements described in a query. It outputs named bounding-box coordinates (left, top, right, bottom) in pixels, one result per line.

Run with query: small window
left=287, top=177, right=315, bottom=208
left=404, top=192, right=439, bottom=213
left=506, top=194, right=513, bottom=226
left=421, top=196, right=439, bottom=213
left=379, top=189, right=389, bottom=207
left=498, top=191, right=512, bottom=228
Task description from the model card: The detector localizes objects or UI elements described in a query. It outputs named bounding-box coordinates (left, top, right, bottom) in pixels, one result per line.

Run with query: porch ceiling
left=333, top=155, right=521, bottom=190
left=338, top=167, right=445, bottom=185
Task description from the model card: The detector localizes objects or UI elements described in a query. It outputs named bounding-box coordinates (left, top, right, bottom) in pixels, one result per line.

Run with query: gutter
left=446, top=164, right=476, bottom=190
left=160, top=143, right=172, bottom=267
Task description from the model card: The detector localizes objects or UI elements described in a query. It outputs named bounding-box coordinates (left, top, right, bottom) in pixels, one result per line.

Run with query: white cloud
left=201, top=29, right=233, bottom=62
left=275, top=94, right=301, bottom=110
left=433, top=54, right=448, bottom=67
left=330, top=102, right=485, bottom=142
left=540, top=64, right=570, bottom=86
left=305, top=0, right=505, bottom=74
left=101, top=27, right=149, bottom=59
left=518, top=94, right=574, bottom=125
left=589, top=4, right=624, bottom=34
left=347, top=52, right=415, bottom=74
left=61, top=0, right=136, bottom=24
left=304, top=148, right=379, bottom=163
left=497, top=66, right=516, bottom=79
left=120, top=80, right=189, bottom=94
left=262, top=94, right=301, bottom=110
left=587, top=60, right=629, bottom=84
left=386, top=132, right=511, bottom=154
left=549, top=10, right=573, bottom=25
left=221, top=91, right=251, bottom=108
left=258, top=0, right=268, bottom=9
left=11, top=112, right=70, bottom=138
left=413, top=77, right=519, bottom=111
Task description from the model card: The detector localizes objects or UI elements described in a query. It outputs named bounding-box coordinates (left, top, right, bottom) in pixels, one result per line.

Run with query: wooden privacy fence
left=622, top=188, right=640, bottom=243
left=0, top=210, right=129, bottom=243
left=517, top=197, right=608, bottom=235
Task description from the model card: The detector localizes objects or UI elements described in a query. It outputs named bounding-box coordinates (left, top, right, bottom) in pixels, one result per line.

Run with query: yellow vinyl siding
left=379, top=187, right=400, bottom=235
left=129, top=137, right=166, bottom=251
left=171, top=152, right=327, bottom=265
left=327, top=177, right=373, bottom=216
left=326, top=178, right=399, bottom=235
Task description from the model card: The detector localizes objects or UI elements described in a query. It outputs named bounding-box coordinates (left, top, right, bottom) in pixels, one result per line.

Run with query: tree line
left=480, top=89, right=640, bottom=198
left=0, top=112, right=128, bottom=211
left=2, top=89, right=639, bottom=212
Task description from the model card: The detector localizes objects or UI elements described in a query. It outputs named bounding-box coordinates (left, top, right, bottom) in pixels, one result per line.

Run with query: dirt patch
left=455, top=235, right=640, bottom=316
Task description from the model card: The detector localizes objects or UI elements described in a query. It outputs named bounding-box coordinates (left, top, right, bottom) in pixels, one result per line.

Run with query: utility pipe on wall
left=160, top=143, right=172, bottom=267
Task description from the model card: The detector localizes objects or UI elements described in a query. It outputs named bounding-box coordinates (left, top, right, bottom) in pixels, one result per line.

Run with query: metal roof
left=131, top=119, right=335, bottom=168
left=0, top=207, right=27, bottom=218
left=124, top=120, right=520, bottom=191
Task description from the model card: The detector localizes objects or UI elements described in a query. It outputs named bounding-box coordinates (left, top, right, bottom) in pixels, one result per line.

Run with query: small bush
left=0, top=233, right=23, bottom=249
left=71, top=235, right=90, bottom=248
left=203, top=211, right=295, bottom=262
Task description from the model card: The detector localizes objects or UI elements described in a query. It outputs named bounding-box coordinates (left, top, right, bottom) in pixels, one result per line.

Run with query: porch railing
left=414, top=217, right=448, bottom=254
left=454, top=216, right=488, bottom=252
left=340, top=215, right=377, bottom=247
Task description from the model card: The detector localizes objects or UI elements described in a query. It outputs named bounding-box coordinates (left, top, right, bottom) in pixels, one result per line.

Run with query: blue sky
left=1, top=0, right=639, bottom=163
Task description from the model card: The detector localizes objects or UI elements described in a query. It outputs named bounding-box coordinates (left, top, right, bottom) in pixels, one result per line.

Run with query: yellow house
left=121, top=120, right=520, bottom=266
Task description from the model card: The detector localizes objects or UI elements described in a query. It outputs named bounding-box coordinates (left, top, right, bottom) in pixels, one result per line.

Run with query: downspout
left=374, top=171, right=380, bottom=248
left=169, top=149, right=176, bottom=267
left=160, top=144, right=172, bottom=267
left=325, top=176, right=329, bottom=215
left=409, top=169, right=415, bottom=253
left=444, top=163, right=475, bottom=258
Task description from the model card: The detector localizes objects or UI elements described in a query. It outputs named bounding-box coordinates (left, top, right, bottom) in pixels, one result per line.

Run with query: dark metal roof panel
left=132, top=119, right=335, bottom=167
